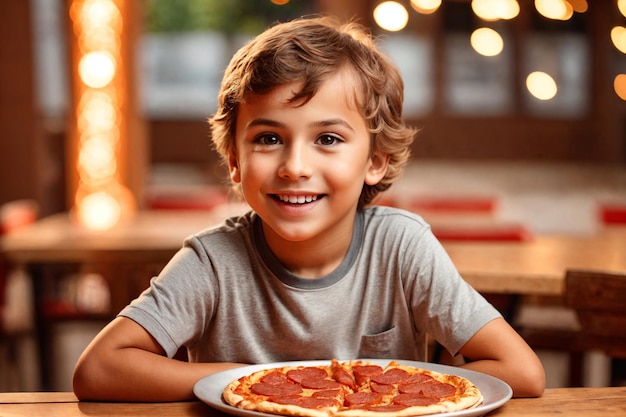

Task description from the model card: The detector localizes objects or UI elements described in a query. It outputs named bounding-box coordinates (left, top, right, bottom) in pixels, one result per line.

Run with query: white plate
left=194, top=359, right=512, bottom=417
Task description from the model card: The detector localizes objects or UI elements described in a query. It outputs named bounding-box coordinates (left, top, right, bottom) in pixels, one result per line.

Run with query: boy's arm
left=458, top=317, right=545, bottom=398
left=72, top=317, right=245, bottom=402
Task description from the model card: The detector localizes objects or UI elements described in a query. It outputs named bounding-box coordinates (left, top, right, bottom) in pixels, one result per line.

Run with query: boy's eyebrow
left=246, top=118, right=354, bottom=132
left=246, top=118, right=283, bottom=129
left=309, top=119, right=355, bottom=132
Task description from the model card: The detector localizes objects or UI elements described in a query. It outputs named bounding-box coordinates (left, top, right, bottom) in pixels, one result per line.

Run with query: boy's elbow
left=515, top=360, right=546, bottom=398
left=72, top=361, right=93, bottom=400
left=72, top=354, right=104, bottom=401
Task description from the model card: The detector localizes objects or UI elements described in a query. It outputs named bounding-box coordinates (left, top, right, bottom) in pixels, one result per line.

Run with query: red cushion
left=600, top=205, right=626, bottom=224
left=409, top=197, right=496, bottom=214
left=432, top=224, right=532, bottom=241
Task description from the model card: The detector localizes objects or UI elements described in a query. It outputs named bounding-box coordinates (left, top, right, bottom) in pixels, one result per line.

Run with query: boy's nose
left=278, top=143, right=312, bottom=180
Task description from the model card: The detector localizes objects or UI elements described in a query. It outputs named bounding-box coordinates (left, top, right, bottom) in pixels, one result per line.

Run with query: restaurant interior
left=1, top=0, right=626, bottom=396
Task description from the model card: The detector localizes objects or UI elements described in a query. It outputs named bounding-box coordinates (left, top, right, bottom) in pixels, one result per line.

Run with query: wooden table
left=1, top=387, right=625, bottom=416
left=3, top=210, right=625, bottom=297
left=444, top=226, right=626, bottom=296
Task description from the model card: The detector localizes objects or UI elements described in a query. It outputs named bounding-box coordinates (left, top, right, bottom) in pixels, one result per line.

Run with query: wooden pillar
left=0, top=0, right=43, bottom=207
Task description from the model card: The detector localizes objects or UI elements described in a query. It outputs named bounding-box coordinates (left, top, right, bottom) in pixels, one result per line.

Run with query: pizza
left=222, top=359, right=483, bottom=417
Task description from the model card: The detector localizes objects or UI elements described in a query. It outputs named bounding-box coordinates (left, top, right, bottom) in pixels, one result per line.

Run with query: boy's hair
left=210, top=15, right=417, bottom=209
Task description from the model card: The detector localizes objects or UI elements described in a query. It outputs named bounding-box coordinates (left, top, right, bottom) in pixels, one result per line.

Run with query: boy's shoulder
left=360, top=205, right=433, bottom=239
left=362, top=205, right=429, bottom=227
left=185, top=210, right=257, bottom=245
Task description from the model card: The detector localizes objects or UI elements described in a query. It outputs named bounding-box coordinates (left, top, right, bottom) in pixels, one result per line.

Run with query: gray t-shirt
left=119, top=206, right=500, bottom=363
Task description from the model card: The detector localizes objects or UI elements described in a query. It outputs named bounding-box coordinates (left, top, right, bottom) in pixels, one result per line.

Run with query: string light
left=526, top=71, right=558, bottom=100
left=470, top=27, right=504, bottom=56
left=614, top=74, right=626, bottom=101
left=373, top=1, right=409, bottom=32
left=471, top=0, right=519, bottom=21
left=534, top=0, right=573, bottom=21
left=70, top=0, right=133, bottom=231
left=611, top=26, right=626, bottom=54
left=410, top=0, right=441, bottom=15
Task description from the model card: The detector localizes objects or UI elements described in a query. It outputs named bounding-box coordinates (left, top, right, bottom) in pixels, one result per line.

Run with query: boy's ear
left=365, top=151, right=390, bottom=186
left=228, top=153, right=241, bottom=183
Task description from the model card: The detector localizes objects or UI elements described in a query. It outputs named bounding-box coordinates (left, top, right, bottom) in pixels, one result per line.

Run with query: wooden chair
left=519, top=269, right=626, bottom=386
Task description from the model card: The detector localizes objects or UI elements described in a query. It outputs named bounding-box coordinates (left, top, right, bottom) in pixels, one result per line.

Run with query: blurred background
left=1, top=0, right=626, bottom=393
left=1, top=0, right=625, bottom=220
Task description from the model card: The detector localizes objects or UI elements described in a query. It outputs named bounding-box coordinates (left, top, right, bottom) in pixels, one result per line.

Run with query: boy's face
left=229, top=69, right=388, bottom=247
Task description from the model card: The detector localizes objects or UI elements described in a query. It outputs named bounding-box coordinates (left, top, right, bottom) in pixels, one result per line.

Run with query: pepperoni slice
left=344, top=391, right=384, bottom=406
left=312, top=389, right=341, bottom=398
left=332, top=367, right=356, bottom=390
left=399, top=381, right=456, bottom=398
left=406, top=373, right=435, bottom=384
left=296, top=397, right=340, bottom=409
left=352, top=365, right=383, bottom=386
left=250, top=382, right=302, bottom=396
left=270, top=395, right=339, bottom=409
left=393, top=393, right=439, bottom=407
left=370, top=382, right=395, bottom=394
left=371, top=368, right=410, bottom=385
left=300, top=377, right=342, bottom=390
left=287, top=367, right=327, bottom=384
left=260, top=371, right=289, bottom=385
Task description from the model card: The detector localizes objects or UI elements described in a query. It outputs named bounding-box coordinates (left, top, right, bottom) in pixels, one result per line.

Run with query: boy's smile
left=229, top=68, right=388, bottom=277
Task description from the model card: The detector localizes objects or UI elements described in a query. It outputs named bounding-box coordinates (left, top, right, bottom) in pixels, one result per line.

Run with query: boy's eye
left=255, top=133, right=281, bottom=145
left=316, top=134, right=341, bottom=146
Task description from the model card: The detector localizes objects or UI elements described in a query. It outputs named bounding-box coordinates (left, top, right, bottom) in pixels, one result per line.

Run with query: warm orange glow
left=79, top=51, right=116, bottom=88
left=373, top=1, right=409, bottom=32
left=566, top=0, right=588, bottom=13
left=619, top=0, right=626, bottom=18
left=79, top=25, right=120, bottom=54
left=614, top=74, right=626, bottom=101
left=471, top=27, right=504, bottom=56
left=410, top=0, right=442, bottom=14
left=471, top=0, right=519, bottom=21
left=535, top=0, right=573, bottom=21
left=78, top=90, right=117, bottom=134
left=71, top=0, right=131, bottom=231
left=526, top=71, right=558, bottom=100
left=270, top=0, right=290, bottom=4
left=74, top=0, right=122, bottom=30
left=78, top=137, right=117, bottom=181
left=77, top=191, right=122, bottom=231
left=611, top=26, right=626, bottom=54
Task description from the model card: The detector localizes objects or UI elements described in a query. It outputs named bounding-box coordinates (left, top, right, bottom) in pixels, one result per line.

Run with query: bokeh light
left=566, top=0, right=588, bottom=13
left=71, top=0, right=131, bottom=231
left=76, top=191, right=122, bottom=231
left=470, top=27, right=504, bottom=56
left=619, top=0, right=626, bottom=18
left=373, top=1, right=409, bottom=32
left=534, top=0, right=573, bottom=21
left=410, top=0, right=442, bottom=14
left=79, top=51, right=116, bottom=88
left=611, top=26, right=626, bottom=54
left=472, top=0, right=519, bottom=21
left=526, top=71, right=558, bottom=100
left=614, top=74, right=626, bottom=101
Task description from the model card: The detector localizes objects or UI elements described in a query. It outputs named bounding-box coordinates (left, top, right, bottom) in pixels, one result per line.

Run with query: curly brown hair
left=210, top=15, right=417, bottom=209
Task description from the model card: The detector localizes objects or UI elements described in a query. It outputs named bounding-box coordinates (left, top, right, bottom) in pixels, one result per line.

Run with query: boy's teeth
left=278, top=195, right=318, bottom=203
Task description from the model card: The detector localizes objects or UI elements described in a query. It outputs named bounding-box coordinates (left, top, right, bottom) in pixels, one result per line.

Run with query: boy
left=73, top=16, right=545, bottom=401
